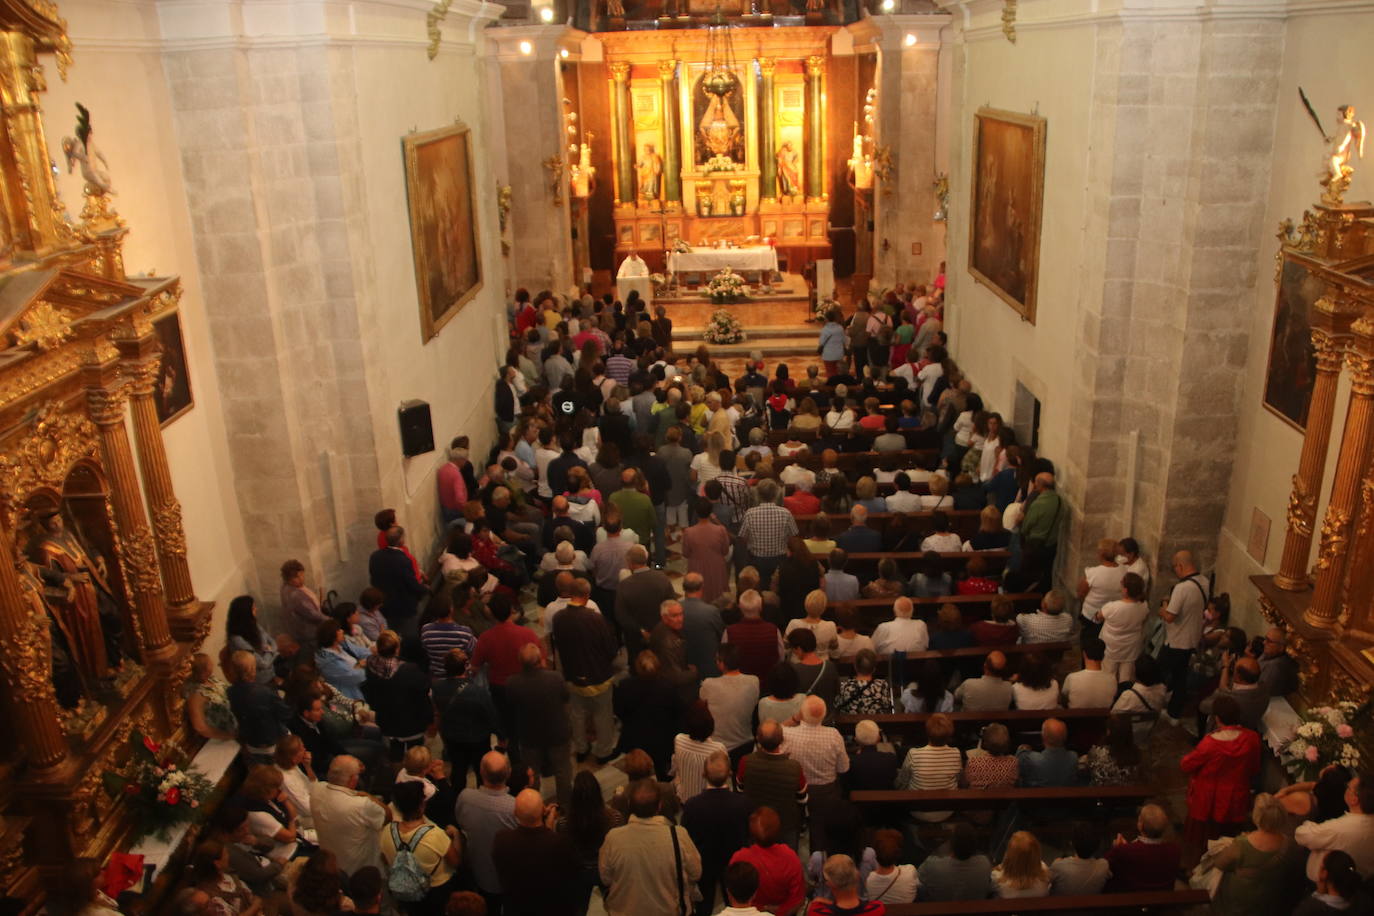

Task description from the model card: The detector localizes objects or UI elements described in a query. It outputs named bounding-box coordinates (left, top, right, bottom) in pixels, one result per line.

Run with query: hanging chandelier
left=699, top=5, right=743, bottom=171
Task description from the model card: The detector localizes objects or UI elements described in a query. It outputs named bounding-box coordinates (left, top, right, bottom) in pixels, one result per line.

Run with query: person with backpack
left=380, top=780, right=460, bottom=914
left=1157, top=549, right=1211, bottom=721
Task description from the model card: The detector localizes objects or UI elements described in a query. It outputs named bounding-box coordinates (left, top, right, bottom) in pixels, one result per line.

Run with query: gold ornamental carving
left=0, top=402, right=99, bottom=516
left=609, top=61, right=630, bottom=82
left=124, top=355, right=160, bottom=398
left=657, top=59, right=677, bottom=81
left=1288, top=632, right=1321, bottom=689
left=0, top=569, right=60, bottom=706
left=425, top=0, right=455, bottom=60
left=757, top=57, right=775, bottom=77
left=1327, top=663, right=1373, bottom=706
left=1286, top=472, right=1316, bottom=538
left=1002, top=0, right=1017, bottom=42
left=1346, top=349, right=1374, bottom=397
left=1315, top=504, right=1351, bottom=573
left=1357, top=475, right=1374, bottom=540
left=151, top=497, right=187, bottom=560
left=84, top=384, right=125, bottom=427
left=805, top=55, right=824, bottom=77
left=1312, top=328, right=1344, bottom=374
left=12, top=301, right=71, bottom=351
left=118, top=526, right=162, bottom=598
left=1257, top=594, right=1283, bottom=626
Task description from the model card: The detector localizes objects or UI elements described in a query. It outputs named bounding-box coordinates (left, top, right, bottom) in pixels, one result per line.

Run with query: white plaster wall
left=1215, top=7, right=1374, bottom=633
left=47, top=0, right=256, bottom=656
left=340, top=40, right=509, bottom=567
left=945, top=21, right=1100, bottom=466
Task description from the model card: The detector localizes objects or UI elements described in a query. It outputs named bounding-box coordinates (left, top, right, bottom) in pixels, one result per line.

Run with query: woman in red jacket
left=1180, top=695, right=1260, bottom=867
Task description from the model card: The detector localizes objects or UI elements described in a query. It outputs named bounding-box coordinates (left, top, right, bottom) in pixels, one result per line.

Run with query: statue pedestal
left=1312, top=201, right=1374, bottom=260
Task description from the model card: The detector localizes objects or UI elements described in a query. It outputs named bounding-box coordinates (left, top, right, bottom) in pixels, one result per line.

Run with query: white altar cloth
left=667, top=246, right=779, bottom=276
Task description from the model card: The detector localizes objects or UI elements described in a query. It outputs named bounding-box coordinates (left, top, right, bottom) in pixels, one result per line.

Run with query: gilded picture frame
left=402, top=123, right=483, bottom=343
left=968, top=107, right=1046, bottom=324
left=1262, top=256, right=1323, bottom=431
left=153, top=310, right=194, bottom=427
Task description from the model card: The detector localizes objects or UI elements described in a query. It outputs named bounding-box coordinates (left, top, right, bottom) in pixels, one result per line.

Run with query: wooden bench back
left=883, top=889, right=1211, bottom=914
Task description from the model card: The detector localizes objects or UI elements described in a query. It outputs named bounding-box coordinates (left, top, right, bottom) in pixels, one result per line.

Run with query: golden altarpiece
left=0, top=1, right=210, bottom=907
left=1255, top=179, right=1374, bottom=722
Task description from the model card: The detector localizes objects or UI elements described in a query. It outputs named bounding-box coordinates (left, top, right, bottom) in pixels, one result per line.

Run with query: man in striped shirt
left=1016, top=590, right=1075, bottom=644
left=420, top=605, right=477, bottom=677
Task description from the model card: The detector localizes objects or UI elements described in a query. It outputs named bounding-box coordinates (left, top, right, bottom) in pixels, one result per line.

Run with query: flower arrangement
left=105, top=733, right=213, bottom=841
left=671, top=239, right=692, bottom=254
left=812, top=296, right=839, bottom=322
left=704, top=308, right=745, bottom=345
left=706, top=267, right=747, bottom=303
left=1280, top=702, right=1362, bottom=781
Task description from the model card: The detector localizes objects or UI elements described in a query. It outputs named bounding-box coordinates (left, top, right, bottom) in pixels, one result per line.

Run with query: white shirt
left=921, top=532, right=963, bottom=552
left=1013, top=681, right=1060, bottom=710
left=1296, top=811, right=1374, bottom=880
left=886, top=491, right=922, bottom=513
left=1164, top=574, right=1208, bottom=649
left=979, top=441, right=1002, bottom=482
left=280, top=765, right=315, bottom=829
left=954, top=411, right=975, bottom=447
left=835, top=632, right=875, bottom=659
left=872, top=618, right=929, bottom=655
left=1117, top=555, right=1150, bottom=592
left=891, top=362, right=916, bottom=385
left=779, top=464, right=816, bottom=492
left=866, top=864, right=920, bottom=904
left=919, top=494, right=953, bottom=511
left=825, top=409, right=855, bottom=430
left=917, top=362, right=943, bottom=404
left=1099, top=599, right=1149, bottom=662
left=310, top=781, right=387, bottom=877
left=535, top=447, right=561, bottom=498
left=1081, top=564, right=1127, bottom=621
left=1061, top=669, right=1119, bottom=709
left=785, top=618, right=840, bottom=658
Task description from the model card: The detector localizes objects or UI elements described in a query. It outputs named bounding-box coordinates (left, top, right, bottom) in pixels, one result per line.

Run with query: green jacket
left=609, top=488, right=656, bottom=545
left=1020, top=490, right=1063, bottom=547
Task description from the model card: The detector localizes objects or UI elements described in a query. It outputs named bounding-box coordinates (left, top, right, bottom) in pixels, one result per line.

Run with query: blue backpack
left=388, top=822, right=436, bottom=902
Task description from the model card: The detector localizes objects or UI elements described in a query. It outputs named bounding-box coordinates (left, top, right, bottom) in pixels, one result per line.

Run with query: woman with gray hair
left=1212, top=793, right=1299, bottom=914
left=808, top=854, right=885, bottom=915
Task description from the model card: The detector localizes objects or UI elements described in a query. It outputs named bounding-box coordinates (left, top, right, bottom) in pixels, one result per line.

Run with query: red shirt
left=970, top=619, right=1019, bottom=646
left=858, top=414, right=886, bottom=431
left=1180, top=728, right=1261, bottom=823
left=784, top=491, right=821, bottom=518
left=472, top=621, right=544, bottom=686
left=730, top=844, right=804, bottom=915
left=956, top=577, right=999, bottom=596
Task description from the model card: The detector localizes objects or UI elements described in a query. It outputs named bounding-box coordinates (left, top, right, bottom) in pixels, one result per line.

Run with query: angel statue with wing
left=61, top=103, right=113, bottom=197
left=1300, top=89, right=1365, bottom=205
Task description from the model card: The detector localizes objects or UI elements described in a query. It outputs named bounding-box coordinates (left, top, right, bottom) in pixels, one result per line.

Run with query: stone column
left=658, top=60, right=682, bottom=205
left=1307, top=327, right=1374, bottom=629
left=0, top=529, right=71, bottom=779
left=758, top=57, right=777, bottom=201
left=117, top=335, right=200, bottom=622
left=804, top=55, right=825, bottom=201
left=610, top=62, right=635, bottom=204
left=83, top=371, right=175, bottom=667
left=1275, top=325, right=1345, bottom=591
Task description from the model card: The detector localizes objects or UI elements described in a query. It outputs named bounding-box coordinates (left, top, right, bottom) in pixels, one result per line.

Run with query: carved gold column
left=0, top=31, right=70, bottom=259
left=758, top=58, right=777, bottom=201
left=658, top=60, right=681, bottom=206
left=1275, top=326, right=1345, bottom=590
left=804, top=55, right=825, bottom=202
left=83, top=367, right=175, bottom=667
left=1307, top=324, right=1374, bottom=629
left=117, top=334, right=199, bottom=621
left=0, top=530, right=71, bottom=781
left=1341, top=459, right=1374, bottom=640
left=610, top=62, right=635, bottom=205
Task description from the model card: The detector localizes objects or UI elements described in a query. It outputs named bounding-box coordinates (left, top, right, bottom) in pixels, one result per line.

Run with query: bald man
left=1202, top=654, right=1270, bottom=733
left=614, top=542, right=676, bottom=658
left=1105, top=804, right=1181, bottom=892
left=872, top=596, right=930, bottom=656
left=1158, top=548, right=1209, bottom=718
left=680, top=572, right=725, bottom=680
left=492, top=788, right=579, bottom=915
left=504, top=643, right=573, bottom=805
left=1015, top=718, right=1079, bottom=787
left=1258, top=626, right=1299, bottom=697
left=782, top=696, right=849, bottom=853
left=737, top=721, right=809, bottom=849
left=954, top=650, right=1013, bottom=711
left=454, top=751, right=518, bottom=902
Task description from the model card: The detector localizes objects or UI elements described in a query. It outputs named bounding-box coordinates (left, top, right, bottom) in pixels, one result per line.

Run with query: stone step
left=674, top=323, right=818, bottom=338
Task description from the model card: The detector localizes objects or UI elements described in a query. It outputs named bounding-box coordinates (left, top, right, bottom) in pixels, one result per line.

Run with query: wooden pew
left=884, top=890, right=1212, bottom=915
left=828, top=592, right=1043, bottom=630
left=769, top=447, right=939, bottom=471
left=823, top=551, right=1011, bottom=574
left=832, top=641, right=1075, bottom=678
left=796, top=511, right=984, bottom=538
left=834, top=708, right=1118, bottom=748
left=849, top=785, right=1153, bottom=811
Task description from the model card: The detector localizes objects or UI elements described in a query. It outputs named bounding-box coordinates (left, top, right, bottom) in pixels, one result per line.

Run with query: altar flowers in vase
left=706, top=267, right=747, bottom=303
left=704, top=308, right=745, bottom=344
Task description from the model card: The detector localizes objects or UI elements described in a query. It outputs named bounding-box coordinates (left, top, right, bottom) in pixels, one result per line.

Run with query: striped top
left=420, top=621, right=477, bottom=677
left=671, top=734, right=729, bottom=802
left=897, top=744, right=963, bottom=823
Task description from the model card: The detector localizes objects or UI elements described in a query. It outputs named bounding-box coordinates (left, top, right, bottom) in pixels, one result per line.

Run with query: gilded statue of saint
left=637, top=143, right=663, bottom=200
left=776, top=141, right=801, bottom=197
left=28, top=508, right=123, bottom=687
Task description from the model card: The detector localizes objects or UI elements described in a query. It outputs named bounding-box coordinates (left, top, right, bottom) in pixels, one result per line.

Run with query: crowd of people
left=149, top=281, right=1372, bottom=916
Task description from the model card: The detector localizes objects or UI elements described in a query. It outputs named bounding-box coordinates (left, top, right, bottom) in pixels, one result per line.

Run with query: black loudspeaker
left=398, top=400, right=434, bottom=458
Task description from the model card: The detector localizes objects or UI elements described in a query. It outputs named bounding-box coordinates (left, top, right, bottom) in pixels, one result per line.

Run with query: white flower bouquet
left=707, top=267, right=747, bottom=303
left=704, top=308, right=745, bottom=344
left=812, top=296, right=838, bottom=322
left=671, top=239, right=692, bottom=254
left=1280, top=702, right=1362, bottom=781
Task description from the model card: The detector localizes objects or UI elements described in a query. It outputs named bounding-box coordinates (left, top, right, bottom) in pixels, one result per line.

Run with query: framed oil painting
left=403, top=123, right=482, bottom=342
left=153, top=310, right=193, bottom=426
left=1263, top=257, right=1324, bottom=430
left=968, top=108, right=1046, bottom=323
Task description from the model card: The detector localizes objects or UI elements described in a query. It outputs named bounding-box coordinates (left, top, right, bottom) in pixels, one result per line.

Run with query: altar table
left=667, top=246, right=780, bottom=280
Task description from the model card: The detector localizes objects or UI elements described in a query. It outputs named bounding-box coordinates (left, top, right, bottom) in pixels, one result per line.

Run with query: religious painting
left=1263, top=258, right=1324, bottom=430
left=402, top=123, right=482, bottom=342
left=153, top=310, right=193, bottom=427
left=775, top=81, right=805, bottom=198
left=690, top=66, right=746, bottom=169
left=968, top=108, right=1046, bottom=323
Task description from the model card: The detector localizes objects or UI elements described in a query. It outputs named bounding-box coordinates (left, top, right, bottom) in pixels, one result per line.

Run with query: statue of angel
left=61, top=103, right=113, bottom=196
left=1325, top=105, right=1365, bottom=193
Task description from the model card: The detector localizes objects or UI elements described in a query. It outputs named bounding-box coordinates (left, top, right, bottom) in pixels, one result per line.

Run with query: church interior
left=0, top=0, right=1370, bottom=912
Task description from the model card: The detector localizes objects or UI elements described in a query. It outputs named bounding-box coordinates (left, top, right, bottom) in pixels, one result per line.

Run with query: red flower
left=165, top=787, right=181, bottom=806
left=123, top=784, right=139, bottom=795
left=142, top=736, right=161, bottom=755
